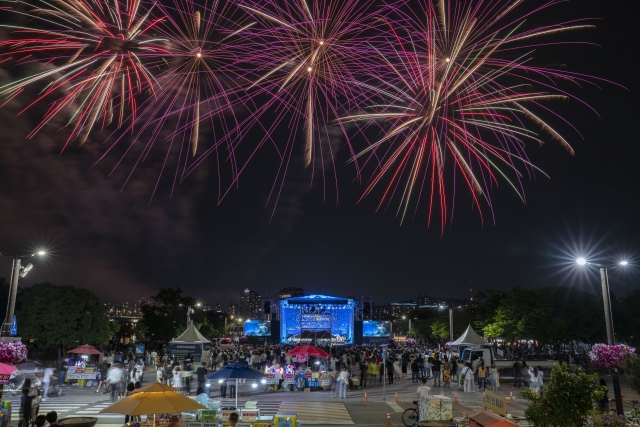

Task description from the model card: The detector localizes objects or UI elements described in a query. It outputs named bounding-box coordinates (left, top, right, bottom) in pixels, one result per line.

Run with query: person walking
left=528, top=367, right=538, bottom=392
left=41, top=365, right=54, bottom=401
left=219, top=378, right=227, bottom=398
left=393, top=359, right=402, bottom=384
left=182, top=363, right=193, bottom=395
left=598, top=379, right=609, bottom=412
left=196, top=362, right=208, bottom=393
left=107, top=364, right=123, bottom=403
left=488, top=365, right=497, bottom=391
left=19, top=388, right=35, bottom=427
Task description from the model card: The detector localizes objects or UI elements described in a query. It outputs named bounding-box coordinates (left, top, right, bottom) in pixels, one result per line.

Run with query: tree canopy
left=16, top=282, right=114, bottom=354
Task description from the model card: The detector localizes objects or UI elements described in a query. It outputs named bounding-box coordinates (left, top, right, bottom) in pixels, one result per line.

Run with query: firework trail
left=215, top=0, right=379, bottom=207
left=338, top=0, right=618, bottom=228
left=94, top=0, right=258, bottom=200
left=0, top=0, right=168, bottom=147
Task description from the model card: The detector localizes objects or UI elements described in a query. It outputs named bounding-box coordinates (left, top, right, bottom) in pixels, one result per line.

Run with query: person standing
left=417, top=378, right=431, bottom=399
left=598, top=379, right=609, bottom=412
left=196, top=362, right=208, bottom=394
left=536, top=367, right=544, bottom=391
left=477, top=362, right=487, bottom=390
left=151, top=350, right=158, bottom=368
left=171, top=366, right=183, bottom=390
left=19, top=389, right=35, bottom=427
left=337, top=367, right=349, bottom=399
left=431, top=356, right=442, bottom=387
left=442, top=358, right=451, bottom=388
left=411, top=358, right=420, bottom=384
left=183, top=361, right=193, bottom=395
left=41, top=365, right=54, bottom=401
left=462, top=363, right=473, bottom=393
left=220, top=378, right=227, bottom=398
left=359, top=358, right=368, bottom=388
left=513, top=361, right=522, bottom=388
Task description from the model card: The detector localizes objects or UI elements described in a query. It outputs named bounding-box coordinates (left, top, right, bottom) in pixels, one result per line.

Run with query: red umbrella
left=287, top=345, right=330, bottom=358
left=68, top=344, right=102, bottom=355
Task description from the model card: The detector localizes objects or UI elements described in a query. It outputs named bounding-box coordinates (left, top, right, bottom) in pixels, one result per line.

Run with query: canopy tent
left=169, top=323, right=212, bottom=364
left=68, top=344, right=102, bottom=355
left=451, top=325, right=487, bottom=346
left=287, top=345, right=330, bottom=358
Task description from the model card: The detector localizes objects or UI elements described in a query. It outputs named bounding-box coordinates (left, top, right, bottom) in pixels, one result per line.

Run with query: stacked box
left=419, top=396, right=452, bottom=421
left=433, top=395, right=453, bottom=421
left=419, top=397, right=442, bottom=420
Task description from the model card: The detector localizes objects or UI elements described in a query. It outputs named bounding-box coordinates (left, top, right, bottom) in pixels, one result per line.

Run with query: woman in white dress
left=172, top=366, right=183, bottom=390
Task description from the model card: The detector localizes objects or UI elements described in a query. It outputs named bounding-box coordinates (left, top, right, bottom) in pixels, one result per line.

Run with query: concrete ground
left=4, top=369, right=638, bottom=426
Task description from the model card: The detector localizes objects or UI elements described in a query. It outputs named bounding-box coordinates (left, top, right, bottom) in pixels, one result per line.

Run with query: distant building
left=240, top=289, right=263, bottom=318
left=390, top=301, right=417, bottom=318
left=416, top=294, right=431, bottom=306
left=278, top=287, right=304, bottom=300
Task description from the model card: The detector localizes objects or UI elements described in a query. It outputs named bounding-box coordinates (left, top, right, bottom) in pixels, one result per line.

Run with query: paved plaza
left=4, top=370, right=639, bottom=426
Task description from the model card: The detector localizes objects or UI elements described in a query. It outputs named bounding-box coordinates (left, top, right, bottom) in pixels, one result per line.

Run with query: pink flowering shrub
left=239, top=336, right=247, bottom=342
left=406, top=338, right=416, bottom=346
left=588, top=344, right=635, bottom=369
left=219, top=338, right=231, bottom=344
left=388, top=337, right=395, bottom=343
left=0, top=342, right=29, bottom=365
left=444, top=342, right=452, bottom=351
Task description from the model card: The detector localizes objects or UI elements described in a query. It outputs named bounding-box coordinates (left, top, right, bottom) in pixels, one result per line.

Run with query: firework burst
left=229, top=0, right=379, bottom=204
left=339, top=0, right=616, bottom=228
left=94, top=0, right=257, bottom=199
left=0, top=0, right=168, bottom=147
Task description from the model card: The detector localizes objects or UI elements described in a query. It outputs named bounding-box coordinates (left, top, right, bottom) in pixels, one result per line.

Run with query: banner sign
left=485, top=390, right=507, bottom=417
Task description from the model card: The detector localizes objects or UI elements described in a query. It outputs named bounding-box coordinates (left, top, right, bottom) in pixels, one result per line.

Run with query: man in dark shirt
left=411, top=359, right=419, bottom=383
left=415, top=356, right=424, bottom=379
left=196, top=362, right=208, bottom=393
left=432, top=357, right=442, bottom=387
left=513, top=361, right=522, bottom=388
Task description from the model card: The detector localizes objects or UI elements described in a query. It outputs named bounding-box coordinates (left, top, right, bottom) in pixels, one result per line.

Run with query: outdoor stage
left=279, top=295, right=356, bottom=344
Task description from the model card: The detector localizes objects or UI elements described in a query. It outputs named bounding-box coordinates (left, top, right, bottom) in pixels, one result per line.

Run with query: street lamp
left=576, top=257, right=629, bottom=415
left=1, top=250, right=47, bottom=337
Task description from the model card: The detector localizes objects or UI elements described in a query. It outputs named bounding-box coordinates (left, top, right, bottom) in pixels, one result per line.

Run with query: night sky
left=0, top=0, right=638, bottom=306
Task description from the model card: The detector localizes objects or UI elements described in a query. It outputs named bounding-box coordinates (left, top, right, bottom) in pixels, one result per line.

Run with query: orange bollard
left=622, top=395, right=625, bottom=403
left=364, top=393, right=368, bottom=403
left=387, top=412, right=392, bottom=426
left=483, top=392, right=486, bottom=402
left=510, top=392, right=514, bottom=402
left=454, top=393, right=459, bottom=403
left=395, top=392, right=399, bottom=403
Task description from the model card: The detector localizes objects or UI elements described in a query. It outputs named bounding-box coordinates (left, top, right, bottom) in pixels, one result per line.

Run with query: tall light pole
left=576, top=257, right=627, bottom=415
left=1, top=251, right=46, bottom=337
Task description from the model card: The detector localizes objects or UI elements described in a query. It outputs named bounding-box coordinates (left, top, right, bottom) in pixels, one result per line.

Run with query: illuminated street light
left=1, top=249, right=48, bottom=336
left=575, top=256, right=630, bottom=415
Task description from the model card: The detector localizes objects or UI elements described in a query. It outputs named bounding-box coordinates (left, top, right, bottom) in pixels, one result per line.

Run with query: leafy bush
left=522, top=364, right=605, bottom=427
left=623, top=354, right=640, bottom=394
left=588, top=411, right=626, bottom=427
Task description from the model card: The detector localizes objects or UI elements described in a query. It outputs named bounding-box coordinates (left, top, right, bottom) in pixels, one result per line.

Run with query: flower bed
left=0, top=342, right=28, bottom=365
left=588, top=344, right=635, bottom=369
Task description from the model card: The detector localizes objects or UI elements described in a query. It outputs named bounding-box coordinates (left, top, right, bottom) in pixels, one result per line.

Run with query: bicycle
left=402, top=401, right=419, bottom=427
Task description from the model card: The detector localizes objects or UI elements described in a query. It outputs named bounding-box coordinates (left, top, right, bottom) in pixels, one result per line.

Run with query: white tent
left=170, top=323, right=212, bottom=365
left=451, top=325, right=487, bottom=346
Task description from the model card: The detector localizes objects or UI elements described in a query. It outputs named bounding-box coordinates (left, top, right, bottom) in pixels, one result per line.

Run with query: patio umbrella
left=287, top=345, right=330, bottom=358
left=0, top=363, right=17, bottom=385
left=206, top=363, right=267, bottom=409
left=100, top=390, right=206, bottom=425
left=134, top=382, right=177, bottom=393
left=68, top=344, right=102, bottom=355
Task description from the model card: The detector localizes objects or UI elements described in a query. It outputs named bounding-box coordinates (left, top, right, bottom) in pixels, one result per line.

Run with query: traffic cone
left=387, top=412, right=391, bottom=426
left=510, top=392, right=514, bottom=402
left=395, top=392, right=399, bottom=403
left=454, top=393, right=458, bottom=403
left=364, top=393, right=368, bottom=403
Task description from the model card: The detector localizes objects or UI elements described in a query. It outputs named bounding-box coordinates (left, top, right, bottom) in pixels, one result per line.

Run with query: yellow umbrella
left=100, top=391, right=206, bottom=416
left=134, top=383, right=178, bottom=393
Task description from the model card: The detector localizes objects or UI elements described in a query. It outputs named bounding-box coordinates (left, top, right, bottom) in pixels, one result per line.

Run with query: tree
left=16, top=283, right=113, bottom=358
left=140, top=288, right=194, bottom=342
left=430, top=320, right=449, bottom=340
left=523, top=364, right=605, bottom=427
left=623, top=354, right=640, bottom=395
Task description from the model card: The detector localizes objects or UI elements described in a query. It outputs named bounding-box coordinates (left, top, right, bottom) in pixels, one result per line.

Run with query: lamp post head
left=619, top=260, right=629, bottom=266
left=36, top=250, right=46, bottom=256
left=576, top=257, right=587, bottom=266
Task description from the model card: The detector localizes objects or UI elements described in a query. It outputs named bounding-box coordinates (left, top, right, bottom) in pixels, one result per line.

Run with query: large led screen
left=363, top=320, right=391, bottom=337
left=244, top=320, right=271, bottom=337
